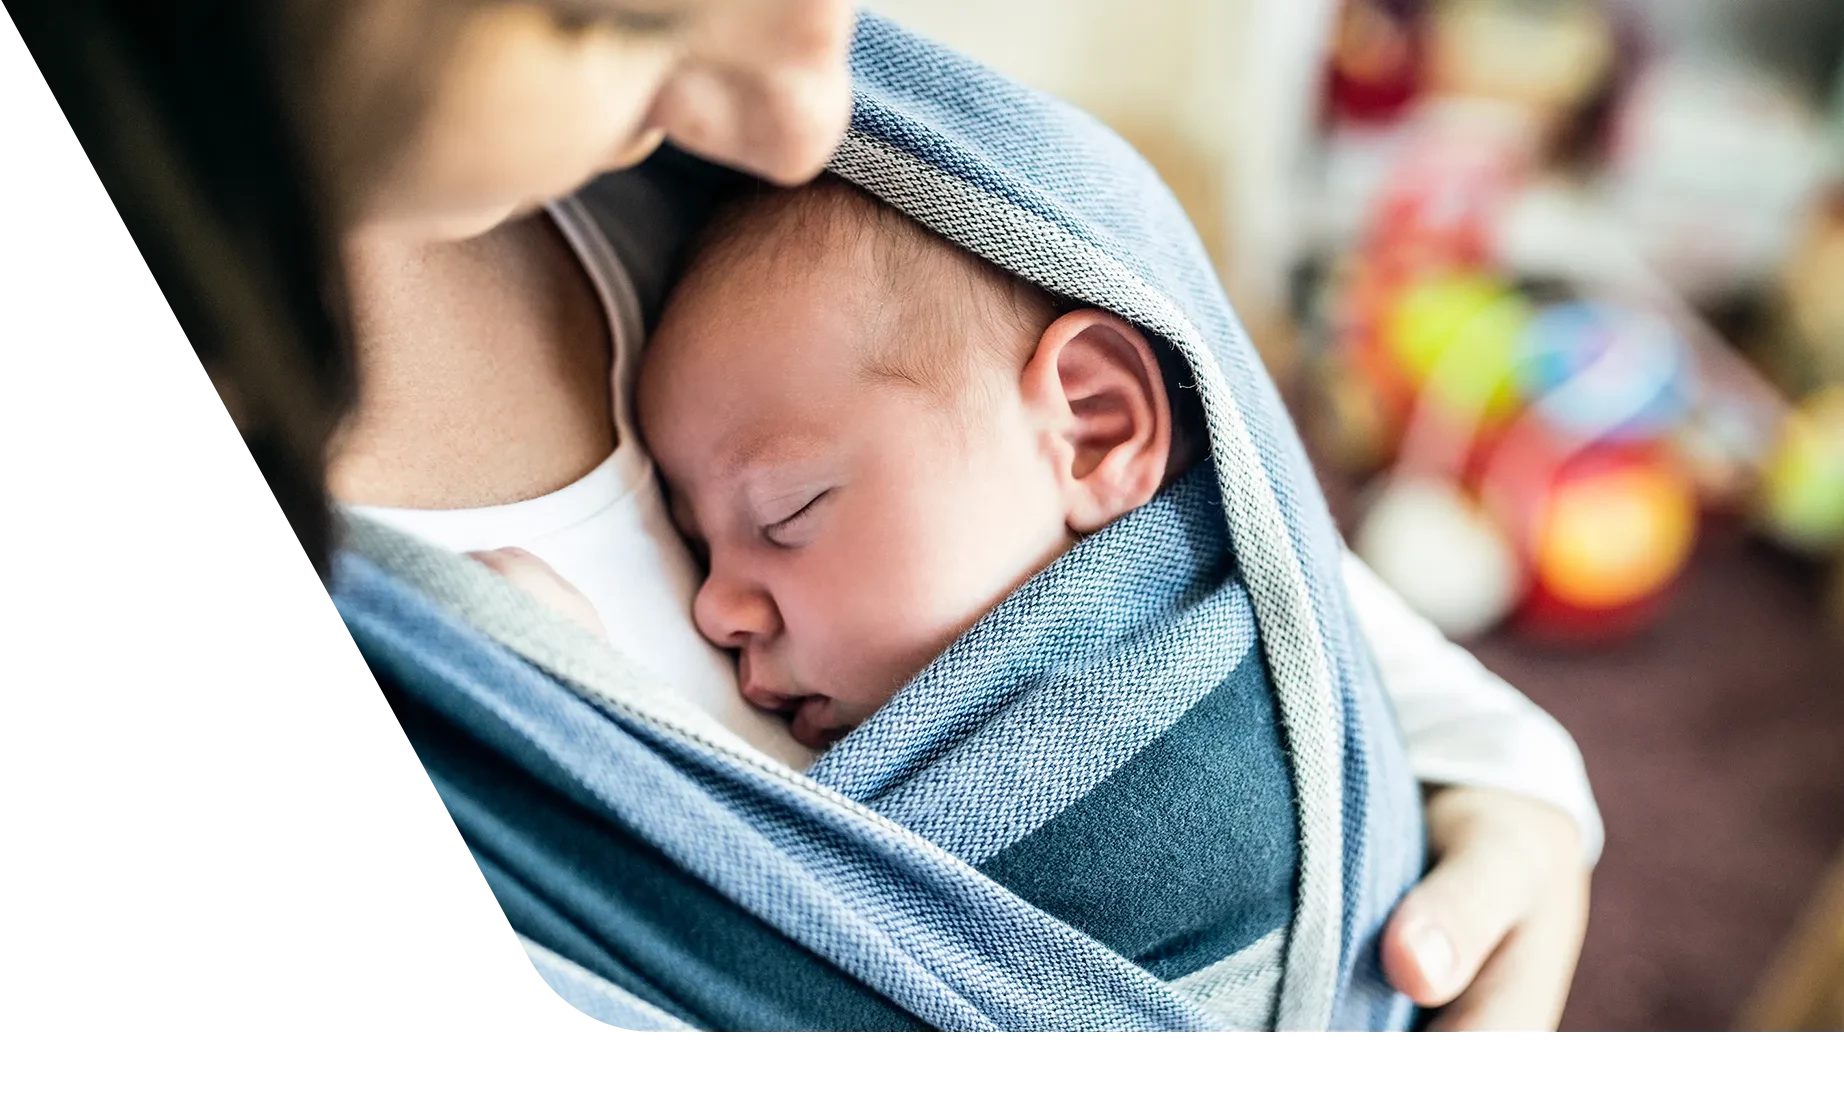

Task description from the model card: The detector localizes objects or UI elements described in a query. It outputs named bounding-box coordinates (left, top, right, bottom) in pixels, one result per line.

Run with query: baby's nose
left=692, top=572, right=781, bottom=650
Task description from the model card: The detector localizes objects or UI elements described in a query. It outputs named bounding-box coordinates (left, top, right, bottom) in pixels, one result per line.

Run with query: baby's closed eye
left=763, top=488, right=833, bottom=549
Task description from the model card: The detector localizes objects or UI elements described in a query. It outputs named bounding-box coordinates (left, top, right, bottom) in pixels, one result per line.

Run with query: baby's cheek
left=808, top=420, right=1062, bottom=709
left=799, top=531, right=966, bottom=708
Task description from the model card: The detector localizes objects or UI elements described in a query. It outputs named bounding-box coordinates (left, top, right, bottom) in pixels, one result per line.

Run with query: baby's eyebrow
left=722, top=428, right=833, bottom=481
left=719, top=426, right=796, bottom=479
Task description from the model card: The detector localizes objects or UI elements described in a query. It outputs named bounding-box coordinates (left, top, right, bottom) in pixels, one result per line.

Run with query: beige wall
left=865, top=1, right=1249, bottom=263
left=863, top=0, right=1337, bottom=326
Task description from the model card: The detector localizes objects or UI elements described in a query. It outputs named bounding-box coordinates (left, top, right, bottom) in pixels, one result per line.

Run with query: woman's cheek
left=400, top=22, right=668, bottom=230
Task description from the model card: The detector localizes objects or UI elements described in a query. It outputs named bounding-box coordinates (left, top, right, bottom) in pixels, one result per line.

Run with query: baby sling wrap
left=331, top=12, right=1425, bottom=1031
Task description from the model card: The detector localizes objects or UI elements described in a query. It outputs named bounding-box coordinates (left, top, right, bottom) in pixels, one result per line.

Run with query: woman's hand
left=468, top=547, right=609, bottom=642
left=1381, top=785, right=1591, bottom=1030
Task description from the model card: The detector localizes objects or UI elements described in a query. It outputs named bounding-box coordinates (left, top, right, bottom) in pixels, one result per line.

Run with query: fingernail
left=1407, top=923, right=1454, bottom=992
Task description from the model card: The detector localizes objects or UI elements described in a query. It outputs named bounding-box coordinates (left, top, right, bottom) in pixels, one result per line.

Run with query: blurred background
left=869, top=0, right=1844, bottom=1031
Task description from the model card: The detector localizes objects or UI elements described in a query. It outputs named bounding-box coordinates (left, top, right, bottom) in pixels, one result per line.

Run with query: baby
left=483, top=174, right=1416, bottom=1027
left=483, top=174, right=1207, bottom=751
left=634, top=176, right=1205, bottom=751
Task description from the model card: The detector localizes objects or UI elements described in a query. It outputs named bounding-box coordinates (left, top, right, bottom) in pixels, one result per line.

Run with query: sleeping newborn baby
left=485, top=174, right=1418, bottom=1028
left=637, top=175, right=1205, bottom=752
left=485, top=174, right=1207, bottom=751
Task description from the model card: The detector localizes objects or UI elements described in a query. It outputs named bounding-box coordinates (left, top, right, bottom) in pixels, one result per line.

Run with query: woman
left=12, top=0, right=1592, bottom=1028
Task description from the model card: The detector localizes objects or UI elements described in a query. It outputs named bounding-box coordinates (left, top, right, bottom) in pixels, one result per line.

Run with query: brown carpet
left=1308, top=438, right=1844, bottom=1029
left=1470, top=524, right=1844, bottom=1030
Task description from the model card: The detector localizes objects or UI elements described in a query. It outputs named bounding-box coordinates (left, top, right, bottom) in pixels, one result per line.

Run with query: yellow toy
left=1760, top=385, right=1844, bottom=557
left=1381, top=273, right=1530, bottom=427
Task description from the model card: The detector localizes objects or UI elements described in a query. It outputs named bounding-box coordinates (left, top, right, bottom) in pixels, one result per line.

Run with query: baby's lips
left=789, top=696, right=847, bottom=752
left=735, top=657, right=791, bottom=712
left=740, top=684, right=782, bottom=713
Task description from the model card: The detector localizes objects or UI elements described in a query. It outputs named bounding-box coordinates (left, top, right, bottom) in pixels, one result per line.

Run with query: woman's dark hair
left=9, top=0, right=384, bottom=574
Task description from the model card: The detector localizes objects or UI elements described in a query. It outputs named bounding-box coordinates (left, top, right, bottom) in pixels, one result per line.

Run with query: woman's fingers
left=467, top=547, right=609, bottom=641
left=1382, top=786, right=1587, bottom=1019
left=1423, top=868, right=1591, bottom=1030
left=1383, top=825, right=1537, bottom=1006
left=464, top=545, right=531, bottom=579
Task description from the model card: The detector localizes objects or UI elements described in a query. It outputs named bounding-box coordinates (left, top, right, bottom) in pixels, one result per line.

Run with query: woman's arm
left=1343, top=549, right=1597, bottom=1029
left=1343, top=551, right=1602, bottom=864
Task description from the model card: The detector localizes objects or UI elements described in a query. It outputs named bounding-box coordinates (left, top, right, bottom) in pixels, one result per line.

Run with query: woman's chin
left=425, top=201, right=529, bottom=242
left=352, top=199, right=526, bottom=246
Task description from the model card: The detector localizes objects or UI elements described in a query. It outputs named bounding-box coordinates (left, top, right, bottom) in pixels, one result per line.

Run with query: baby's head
left=638, top=176, right=1197, bottom=750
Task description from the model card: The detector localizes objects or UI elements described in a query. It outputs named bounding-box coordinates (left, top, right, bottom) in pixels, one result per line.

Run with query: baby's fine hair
left=671, top=173, right=1205, bottom=444
left=671, top=175, right=1061, bottom=410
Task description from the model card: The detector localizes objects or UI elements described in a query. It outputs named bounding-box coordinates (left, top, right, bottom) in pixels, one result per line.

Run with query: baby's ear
left=1019, top=309, right=1173, bottom=534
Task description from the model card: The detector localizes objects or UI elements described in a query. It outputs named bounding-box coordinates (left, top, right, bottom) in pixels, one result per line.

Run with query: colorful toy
left=1510, top=442, right=1699, bottom=639
left=1759, top=385, right=1844, bottom=557
left=1362, top=111, right=1527, bottom=275
left=1330, top=116, right=1534, bottom=447
left=1382, top=273, right=1531, bottom=427
left=1518, top=301, right=1695, bottom=443
left=1334, top=258, right=1423, bottom=432
left=1354, top=475, right=1524, bottom=639
left=1296, top=4, right=1844, bottom=647
left=1351, top=287, right=1704, bottom=642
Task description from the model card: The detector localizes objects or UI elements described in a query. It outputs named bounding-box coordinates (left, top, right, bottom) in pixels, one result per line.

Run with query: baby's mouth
left=740, top=667, right=849, bottom=752
left=789, top=696, right=849, bottom=752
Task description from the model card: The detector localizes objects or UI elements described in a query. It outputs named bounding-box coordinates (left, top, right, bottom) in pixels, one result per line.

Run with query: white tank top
left=343, top=196, right=814, bottom=770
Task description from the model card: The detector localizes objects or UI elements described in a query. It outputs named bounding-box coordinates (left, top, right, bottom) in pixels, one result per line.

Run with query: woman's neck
left=328, top=213, right=616, bottom=510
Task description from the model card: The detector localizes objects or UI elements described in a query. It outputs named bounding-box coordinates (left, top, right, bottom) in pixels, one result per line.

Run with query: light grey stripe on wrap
left=519, top=936, right=696, bottom=1031
left=1169, top=926, right=1286, bottom=1032
left=828, top=131, right=1346, bottom=1031
left=872, top=589, right=1256, bottom=865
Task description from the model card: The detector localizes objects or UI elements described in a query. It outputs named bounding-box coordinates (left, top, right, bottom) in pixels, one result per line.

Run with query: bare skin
left=1384, top=787, right=1589, bottom=1029
left=331, top=215, right=615, bottom=510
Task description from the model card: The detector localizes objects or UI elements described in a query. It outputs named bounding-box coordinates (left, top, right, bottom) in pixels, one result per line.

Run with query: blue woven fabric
left=329, top=10, right=1425, bottom=1030
left=809, top=465, right=1299, bottom=992
left=812, top=466, right=1260, bottom=864
left=337, top=549, right=1221, bottom=1030
left=830, top=12, right=1425, bottom=1029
